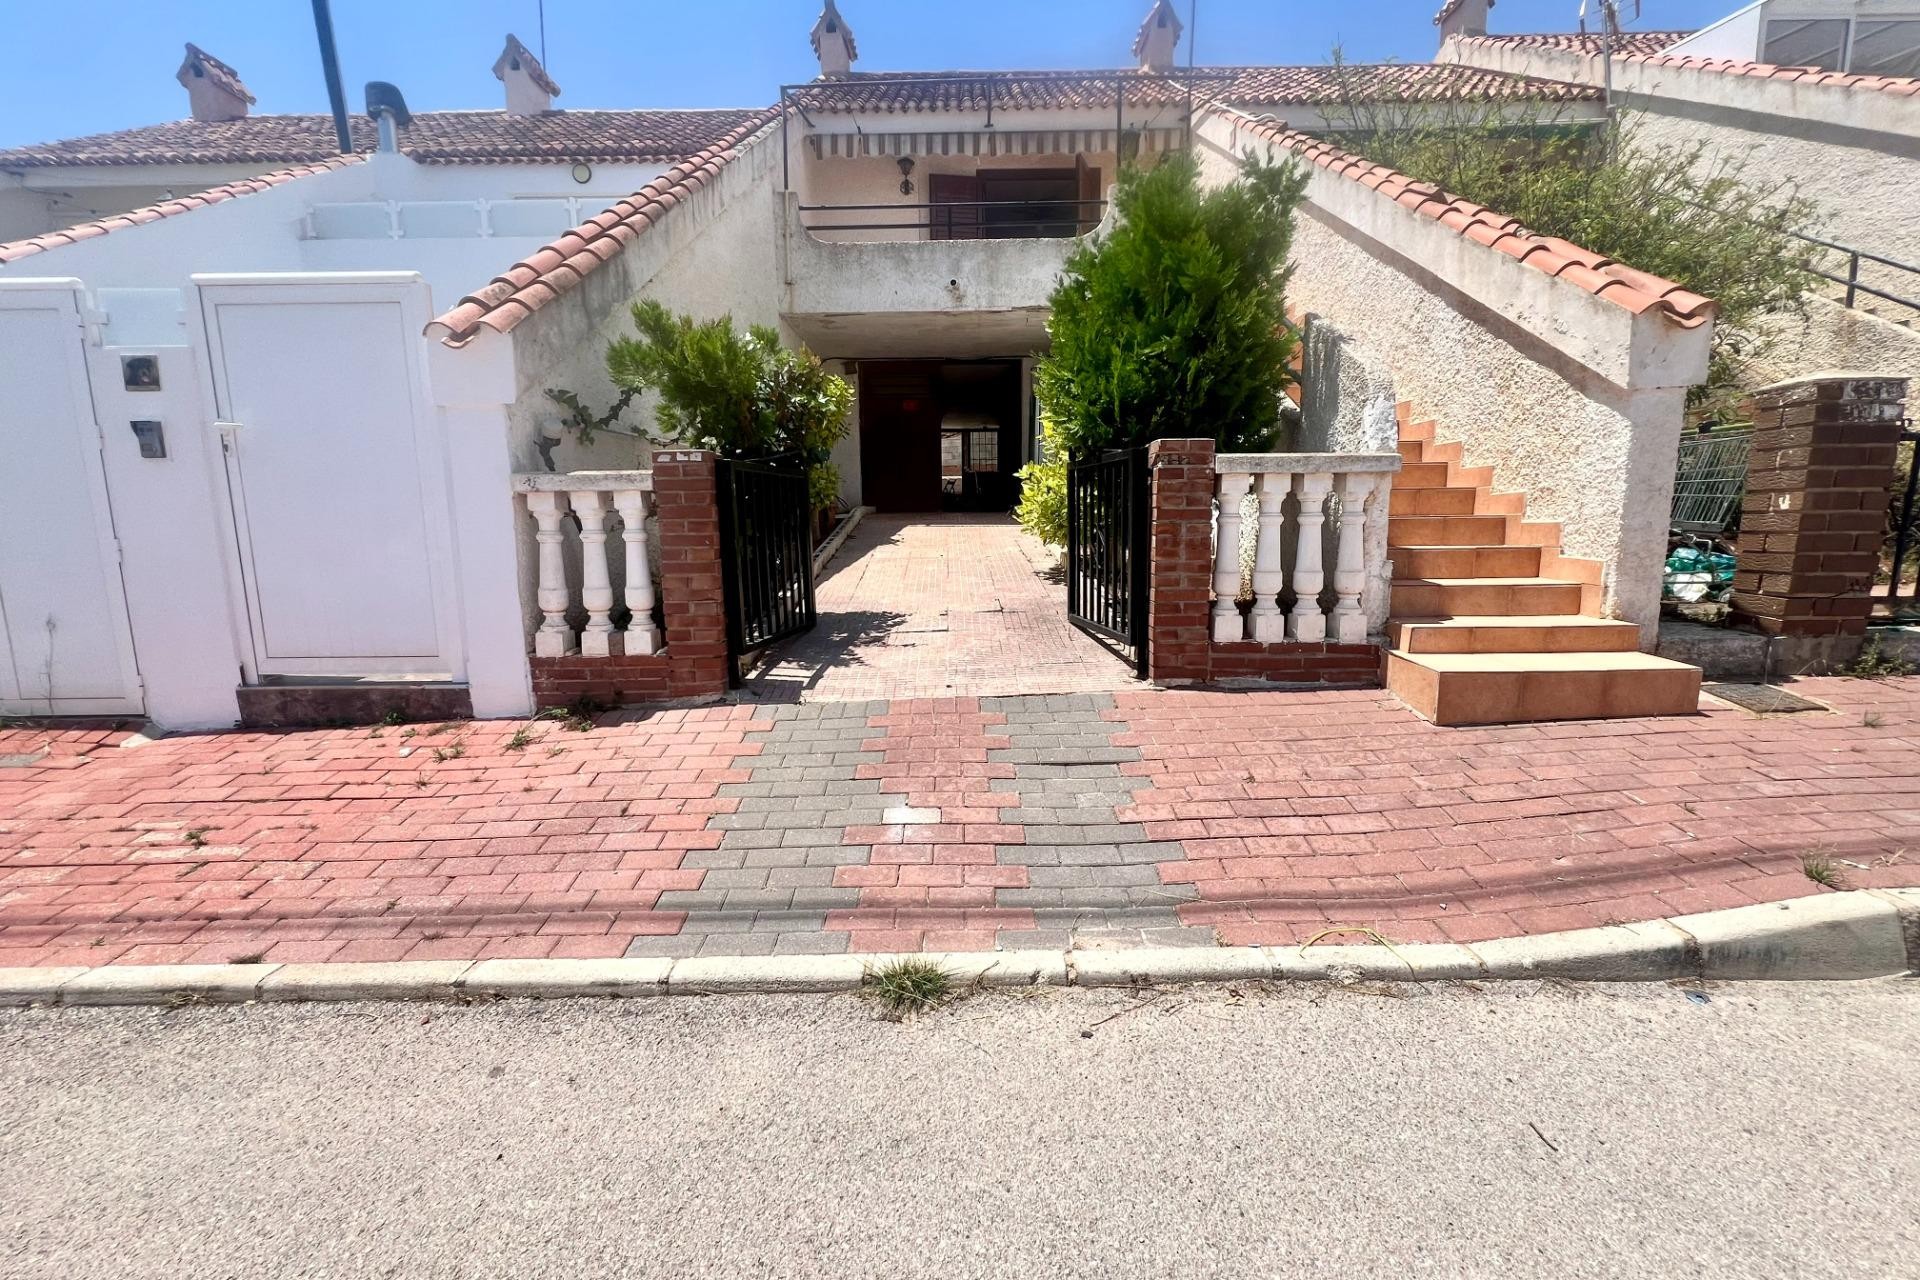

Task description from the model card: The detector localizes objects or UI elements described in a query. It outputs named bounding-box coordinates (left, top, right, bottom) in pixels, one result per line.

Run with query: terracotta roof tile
left=1205, top=102, right=1714, bottom=331
left=0, top=156, right=361, bottom=265
left=790, top=62, right=1598, bottom=114
left=0, top=108, right=766, bottom=169
left=425, top=110, right=779, bottom=348
left=1460, top=30, right=1689, bottom=56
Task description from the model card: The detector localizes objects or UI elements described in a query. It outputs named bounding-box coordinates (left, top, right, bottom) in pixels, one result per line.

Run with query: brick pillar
left=1732, top=375, right=1907, bottom=636
left=1145, top=437, right=1216, bottom=684
left=650, top=449, right=731, bottom=696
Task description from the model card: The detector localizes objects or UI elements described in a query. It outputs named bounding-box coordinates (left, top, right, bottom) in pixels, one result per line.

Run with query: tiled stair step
left=1387, top=614, right=1643, bottom=654
left=1392, top=544, right=1543, bottom=577
left=1391, top=577, right=1585, bottom=616
left=1385, top=651, right=1704, bottom=726
left=1389, top=486, right=1480, bottom=516
left=1395, top=460, right=1454, bottom=487
left=1396, top=440, right=1425, bottom=462
left=1388, top=514, right=1511, bottom=547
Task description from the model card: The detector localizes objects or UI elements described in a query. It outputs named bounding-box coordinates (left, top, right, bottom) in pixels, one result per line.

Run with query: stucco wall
left=1746, top=293, right=1920, bottom=390
left=1193, top=110, right=1708, bottom=638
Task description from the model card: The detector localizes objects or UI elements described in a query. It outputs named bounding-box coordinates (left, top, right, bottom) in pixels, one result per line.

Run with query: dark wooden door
left=1076, top=155, right=1102, bottom=233
left=928, top=173, right=982, bottom=241
left=859, top=363, right=944, bottom=512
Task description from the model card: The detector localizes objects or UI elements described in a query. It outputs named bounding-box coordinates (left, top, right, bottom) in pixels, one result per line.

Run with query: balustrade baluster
left=1250, top=472, right=1289, bottom=642
left=1288, top=472, right=1334, bottom=642
left=1330, top=472, right=1375, bottom=643
left=1213, top=471, right=1254, bottom=641
left=524, top=490, right=576, bottom=657
left=614, top=488, right=662, bottom=656
left=569, top=489, right=617, bottom=657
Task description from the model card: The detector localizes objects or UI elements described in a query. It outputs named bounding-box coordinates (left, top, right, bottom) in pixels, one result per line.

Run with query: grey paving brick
left=1141, top=926, right=1220, bottom=948
left=738, top=847, right=811, bottom=869
left=996, top=887, right=1063, bottom=908
left=681, top=848, right=748, bottom=869
left=716, top=829, right=785, bottom=851
left=994, top=928, right=1074, bottom=950
left=803, top=846, right=872, bottom=867
left=697, top=932, right=779, bottom=956
left=656, top=890, right=731, bottom=912
left=773, top=931, right=851, bottom=955
left=788, top=888, right=862, bottom=910
left=623, top=934, right=703, bottom=958
left=700, top=867, right=771, bottom=891
left=1027, top=866, right=1096, bottom=889
left=766, top=866, right=836, bottom=888
left=723, top=889, right=795, bottom=912
left=1020, top=824, right=1148, bottom=846
left=749, top=911, right=829, bottom=933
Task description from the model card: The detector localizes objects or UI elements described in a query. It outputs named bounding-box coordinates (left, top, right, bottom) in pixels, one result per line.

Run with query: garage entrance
left=857, top=360, right=1025, bottom=513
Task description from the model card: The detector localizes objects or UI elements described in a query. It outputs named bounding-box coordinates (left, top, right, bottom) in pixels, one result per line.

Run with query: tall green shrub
left=1013, top=417, right=1070, bottom=547
left=604, top=300, right=853, bottom=509
left=1033, top=151, right=1306, bottom=457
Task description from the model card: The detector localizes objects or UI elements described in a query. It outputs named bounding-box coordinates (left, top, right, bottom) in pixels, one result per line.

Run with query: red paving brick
left=1, top=677, right=1917, bottom=965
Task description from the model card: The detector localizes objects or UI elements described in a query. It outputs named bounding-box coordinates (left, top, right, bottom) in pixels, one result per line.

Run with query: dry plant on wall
left=1320, top=51, right=1825, bottom=420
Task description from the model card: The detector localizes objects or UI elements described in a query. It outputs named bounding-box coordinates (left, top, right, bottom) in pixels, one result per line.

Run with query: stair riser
left=1392, top=582, right=1585, bottom=616
left=1387, top=657, right=1702, bottom=726
left=1395, top=461, right=1452, bottom=487
left=1389, top=623, right=1643, bottom=654
left=1388, top=516, right=1511, bottom=547
left=1389, top=487, right=1480, bottom=516
left=1393, top=546, right=1542, bottom=578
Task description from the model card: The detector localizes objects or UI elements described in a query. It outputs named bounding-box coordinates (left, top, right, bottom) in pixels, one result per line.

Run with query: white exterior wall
left=1193, top=111, right=1711, bottom=640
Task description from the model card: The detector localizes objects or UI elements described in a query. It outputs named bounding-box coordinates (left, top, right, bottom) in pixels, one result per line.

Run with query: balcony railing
left=797, top=198, right=1108, bottom=240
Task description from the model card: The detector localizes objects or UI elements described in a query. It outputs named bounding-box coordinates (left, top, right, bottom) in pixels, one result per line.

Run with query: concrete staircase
left=1384, top=407, right=1702, bottom=726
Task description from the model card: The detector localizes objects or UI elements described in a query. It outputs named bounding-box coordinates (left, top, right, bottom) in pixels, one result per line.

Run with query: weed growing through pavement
left=381, top=707, right=409, bottom=726
left=1841, top=640, right=1915, bottom=680
left=863, top=957, right=955, bottom=1018
left=183, top=827, right=208, bottom=848
left=432, top=743, right=465, bottom=763
left=230, top=950, right=267, bottom=964
left=1802, top=853, right=1843, bottom=888
left=504, top=727, right=534, bottom=752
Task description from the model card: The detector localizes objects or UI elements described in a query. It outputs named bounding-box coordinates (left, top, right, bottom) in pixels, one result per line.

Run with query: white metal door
left=197, top=275, right=460, bottom=678
left=0, top=281, right=145, bottom=717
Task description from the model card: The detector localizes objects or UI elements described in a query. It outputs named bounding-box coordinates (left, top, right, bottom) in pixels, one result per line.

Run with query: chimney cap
left=1132, top=0, right=1184, bottom=63
left=365, top=81, right=413, bottom=127
left=811, top=2, right=859, bottom=62
left=176, top=43, right=256, bottom=106
left=493, top=33, right=562, bottom=98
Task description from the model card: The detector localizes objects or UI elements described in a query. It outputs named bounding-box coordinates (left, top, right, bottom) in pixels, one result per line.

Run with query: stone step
left=1386, top=650, right=1703, bottom=726
left=1391, top=577, right=1586, bottom=616
left=1389, top=486, right=1480, bottom=516
left=1388, top=514, right=1511, bottom=547
left=1391, top=544, right=1544, bottom=578
left=1387, top=614, right=1643, bottom=654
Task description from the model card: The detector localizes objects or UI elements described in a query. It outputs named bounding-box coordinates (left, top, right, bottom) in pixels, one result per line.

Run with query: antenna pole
left=310, top=0, right=353, bottom=155
left=539, top=0, right=548, bottom=65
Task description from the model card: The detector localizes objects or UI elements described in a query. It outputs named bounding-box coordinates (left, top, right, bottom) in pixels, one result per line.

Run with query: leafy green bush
left=1014, top=417, right=1069, bottom=547
left=1034, top=151, right=1305, bottom=456
left=603, top=300, right=854, bottom=509
left=1321, top=67, right=1821, bottom=416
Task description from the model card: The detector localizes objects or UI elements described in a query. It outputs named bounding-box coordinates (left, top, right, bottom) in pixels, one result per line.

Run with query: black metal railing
left=1066, top=447, right=1149, bottom=678
left=798, top=198, right=1108, bottom=238
left=716, top=455, right=817, bottom=682
left=1877, top=423, right=1920, bottom=624
left=1789, top=227, right=1920, bottom=313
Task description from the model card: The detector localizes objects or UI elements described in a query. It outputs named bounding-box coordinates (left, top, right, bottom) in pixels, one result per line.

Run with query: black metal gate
left=1066, top=447, right=1149, bottom=678
left=1878, top=423, right=1920, bottom=624
left=716, top=455, right=817, bottom=683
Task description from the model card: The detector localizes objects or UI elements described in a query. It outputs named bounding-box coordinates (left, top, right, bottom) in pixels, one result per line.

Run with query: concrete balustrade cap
left=1214, top=452, right=1404, bottom=473
left=513, top=470, right=655, bottom=492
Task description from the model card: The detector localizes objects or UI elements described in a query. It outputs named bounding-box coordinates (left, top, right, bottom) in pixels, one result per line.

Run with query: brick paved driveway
left=744, top=514, right=1135, bottom=703
left=2, top=677, right=1916, bottom=967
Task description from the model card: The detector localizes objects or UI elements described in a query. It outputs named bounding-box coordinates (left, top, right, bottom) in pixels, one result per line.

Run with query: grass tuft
left=1840, top=640, right=1915, bottom=680
left=1801, top=853, right=1843, bottom=889
left=863, top=957, right=955, bottom=1018
left=504, top=727, right=534, bottom=752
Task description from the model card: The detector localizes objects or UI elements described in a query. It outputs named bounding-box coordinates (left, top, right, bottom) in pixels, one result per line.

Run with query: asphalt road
left=3, top=979, right=1916, bottom=1279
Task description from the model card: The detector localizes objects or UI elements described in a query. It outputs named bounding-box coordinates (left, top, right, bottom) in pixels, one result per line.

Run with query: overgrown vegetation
left=1841, top=638, right=1915, bottom=680
left=1322, top=60, right=1822, bottom=419
left=1016, top=152, right=1303, bottom=545
left=863, top=957, right=955, bottom=1018
left=1801, top=853, right=1842, bottom=889
left=596, top=301, right=856, bottom=511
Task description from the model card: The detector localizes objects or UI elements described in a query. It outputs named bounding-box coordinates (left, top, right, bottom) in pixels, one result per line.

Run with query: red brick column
left=1146, top=438, right=1216, bottom=684
left=651, top=449, right=731, bottom=697
left=1732, top=375, right=1907, bottom=636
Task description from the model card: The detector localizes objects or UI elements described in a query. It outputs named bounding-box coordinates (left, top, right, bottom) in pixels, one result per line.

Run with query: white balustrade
left=1209, top=453, right=1401, bottom=645
left=513, top=471, right=662, bottom=658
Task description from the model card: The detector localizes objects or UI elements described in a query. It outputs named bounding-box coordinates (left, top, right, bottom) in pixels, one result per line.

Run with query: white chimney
left=176, top=44, right=254, bottom=123
left=811, top=2, right=858, bottom=80
left=1133, top=0, right=1184, bottom=73
left=1434, top=0, right=1495, bottom=47
left=493, top=34, right=561, bottom=116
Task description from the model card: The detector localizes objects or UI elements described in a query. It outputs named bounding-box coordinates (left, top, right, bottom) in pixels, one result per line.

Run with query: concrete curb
left=1, top=890, right=1913, bottom=1010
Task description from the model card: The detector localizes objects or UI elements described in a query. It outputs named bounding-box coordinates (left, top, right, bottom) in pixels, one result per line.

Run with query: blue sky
left=1, top=0, right=1735, bottom=150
